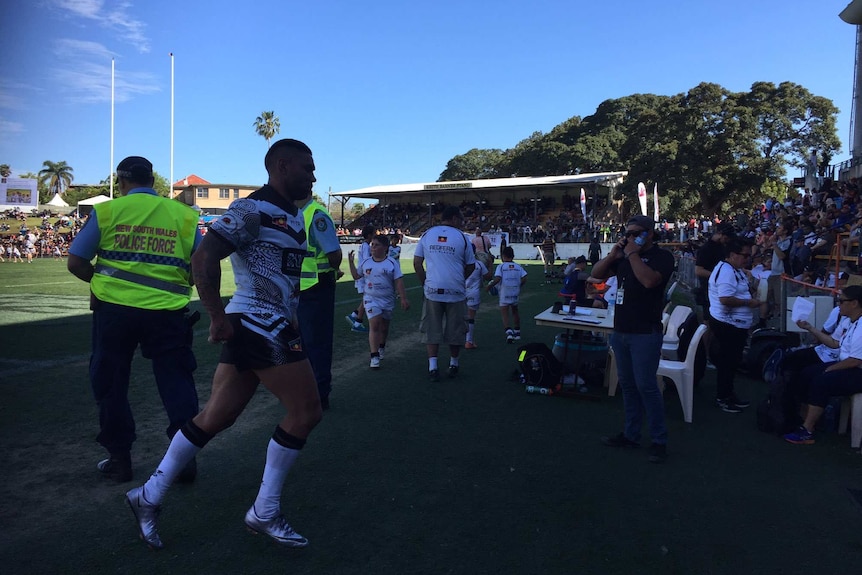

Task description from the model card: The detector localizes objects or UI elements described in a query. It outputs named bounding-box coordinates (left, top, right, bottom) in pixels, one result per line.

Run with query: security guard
left=297, top=191, right=342, bottom=410
left=68, top=156, right=201, bottom=483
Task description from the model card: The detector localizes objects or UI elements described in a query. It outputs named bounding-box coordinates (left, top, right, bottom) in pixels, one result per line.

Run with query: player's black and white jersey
left=208, top=185, right=307, bottom=327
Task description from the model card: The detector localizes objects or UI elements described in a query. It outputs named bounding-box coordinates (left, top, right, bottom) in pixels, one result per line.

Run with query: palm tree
left=38, top=160, right=74, bottom=197
left=253, top=111, right=281, bottom=146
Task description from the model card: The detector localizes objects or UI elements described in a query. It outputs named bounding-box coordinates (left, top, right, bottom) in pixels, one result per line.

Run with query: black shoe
left=97, top=456, right=132, bottom=483
left=648, top=443, right=667, bottom=464
left=601, top=432, right=640, bottom=449
left=716, top=398, right=743, bottom=413
left=429, top=369, right=440, bottom=382
left=448, top=365, right=459, bottom=379
left=175, top=456, right=197, bottom=484
left=727, top=393, right=750, bottom=408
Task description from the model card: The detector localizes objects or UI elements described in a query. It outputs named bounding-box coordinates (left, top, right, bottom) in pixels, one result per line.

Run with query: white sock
left=466, top=322, right=475, bottom=342
left=253, top=439, right=301, bottom=519
left=429, top=357, right=438, bottom=370
left=450, top=357, right=459, bottom=367
left=142, top=430, right=201, bottom=505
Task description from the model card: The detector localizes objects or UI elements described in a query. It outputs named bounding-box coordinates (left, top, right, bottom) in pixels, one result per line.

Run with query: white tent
left=47, top=192, right=69, bottom=207
left=77, top=194, right=111, bottom=216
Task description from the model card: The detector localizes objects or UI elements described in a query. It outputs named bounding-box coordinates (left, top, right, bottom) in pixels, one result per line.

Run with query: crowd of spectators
left=0, top=209, right=87, bottom=262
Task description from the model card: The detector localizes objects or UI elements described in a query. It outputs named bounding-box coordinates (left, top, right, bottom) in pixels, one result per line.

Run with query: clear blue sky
left=0, top=0, right=857, bottom=201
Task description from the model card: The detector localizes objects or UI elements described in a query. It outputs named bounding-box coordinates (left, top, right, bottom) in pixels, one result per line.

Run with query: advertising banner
left=0, top=177, right=39, bottom=212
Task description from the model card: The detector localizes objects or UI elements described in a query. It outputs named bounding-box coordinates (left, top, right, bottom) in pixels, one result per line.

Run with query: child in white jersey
left=348, top=234, right=410, bottom=368
left=465, top=251, right=494, bottom=349
left=487, top=246, right=527, bottom=343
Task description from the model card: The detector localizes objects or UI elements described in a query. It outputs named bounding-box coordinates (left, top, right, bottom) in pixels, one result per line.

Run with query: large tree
left=438, top=148, right=507, bottom=181
left=437, top=81, right=841, bottom=220
left=253, top=111, right=281, bottom=146
left=38, top=160, right=74, bottom=198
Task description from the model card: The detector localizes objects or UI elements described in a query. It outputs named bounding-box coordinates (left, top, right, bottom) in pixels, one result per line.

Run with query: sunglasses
left=624, top=230, right=645, bottom=237
left=839, top=298, right=854, bottom=303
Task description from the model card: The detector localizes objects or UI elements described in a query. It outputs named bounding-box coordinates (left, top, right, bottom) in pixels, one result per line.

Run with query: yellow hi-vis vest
left=90, top=193, right=199, bottom=310
left=300, top=200, right=336, bottom=291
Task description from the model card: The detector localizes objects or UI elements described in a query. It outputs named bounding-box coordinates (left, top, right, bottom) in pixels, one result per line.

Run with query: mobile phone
left=633, top=231, right=648, bottom=246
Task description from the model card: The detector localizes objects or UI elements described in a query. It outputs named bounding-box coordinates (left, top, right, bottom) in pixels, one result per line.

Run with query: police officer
left=297, top=190, right=343, bottom=409
left=68, top=156, right=201, bottom=483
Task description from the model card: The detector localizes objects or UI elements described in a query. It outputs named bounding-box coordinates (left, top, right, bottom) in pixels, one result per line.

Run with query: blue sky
left=0, top=0, right=857, bottom=202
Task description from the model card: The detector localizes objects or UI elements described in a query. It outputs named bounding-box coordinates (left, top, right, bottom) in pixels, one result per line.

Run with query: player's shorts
left=420, top=299, right=468, bottom=345
left=466, top=289, right=481, bottom=310
left=219, top=313, right=306, bottom=371
left=364, top=298, right=393, bottom=320
left=499, top=293, right=520, bottom=307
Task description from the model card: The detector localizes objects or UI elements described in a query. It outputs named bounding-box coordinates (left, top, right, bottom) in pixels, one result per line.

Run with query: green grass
left=1, top=260, right=862, bottom=574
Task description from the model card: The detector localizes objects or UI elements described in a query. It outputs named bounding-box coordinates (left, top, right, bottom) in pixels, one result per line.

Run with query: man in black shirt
left=591, top=215, right=675, bottom=463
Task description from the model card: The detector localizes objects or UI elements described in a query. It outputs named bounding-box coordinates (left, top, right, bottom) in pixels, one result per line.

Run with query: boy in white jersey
left=345, top=225, right=375, bottom=332
left=349, top=234, right=410, bottom=368
left=465, top=251, right=493, bottom=349
left=487, top=246, right=527, bottom=343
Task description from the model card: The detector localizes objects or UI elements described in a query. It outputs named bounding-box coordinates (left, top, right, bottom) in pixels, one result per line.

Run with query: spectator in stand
left=766, top=218, right=793, bottom=319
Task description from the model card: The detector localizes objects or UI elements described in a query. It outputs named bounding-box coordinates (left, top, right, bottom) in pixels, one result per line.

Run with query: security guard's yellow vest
left=300, top=200, right=336, bottom=290
left=91, top=193, right=198, bottom=310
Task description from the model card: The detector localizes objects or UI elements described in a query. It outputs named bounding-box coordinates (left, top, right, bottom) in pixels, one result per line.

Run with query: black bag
left=675, top=313, right=706, bottom=385
left=517, top=343, right=562, bottom=387
left=755, top=369, right=801, bottom=435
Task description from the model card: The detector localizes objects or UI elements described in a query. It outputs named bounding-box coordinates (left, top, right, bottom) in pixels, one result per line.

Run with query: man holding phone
left=590, top=215, right=675, bottom=463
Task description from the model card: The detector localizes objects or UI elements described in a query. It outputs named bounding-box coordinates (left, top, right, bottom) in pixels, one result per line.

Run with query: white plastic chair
left=655, top=324, right=707, bottom=423
left=661, top=305, right=693, bottom=360
left=838, top=393, right=862, bottom=451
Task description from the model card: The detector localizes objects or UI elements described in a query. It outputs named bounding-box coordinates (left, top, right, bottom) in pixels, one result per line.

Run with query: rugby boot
left=244, top=506, right=308, bottom=548
left=125, top=486, right=164, bottom=550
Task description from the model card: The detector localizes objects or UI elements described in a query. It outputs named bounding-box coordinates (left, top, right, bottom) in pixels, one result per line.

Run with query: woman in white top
left=785, top=285, right=862, bottom=445
left=707, top=237, right=762, bottom=413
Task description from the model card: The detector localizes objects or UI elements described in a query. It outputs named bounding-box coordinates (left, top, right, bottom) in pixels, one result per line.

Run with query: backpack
left=755, top=369, right=801, bottom=435
left=675, top=313, right=706, bottom=385
left=517, top=343, right=562, bottom=387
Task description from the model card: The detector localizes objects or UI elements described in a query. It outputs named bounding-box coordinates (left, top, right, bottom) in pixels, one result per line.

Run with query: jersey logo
left=437, top=236, right=448, bottom=242
left=315, top=218, right=328, bottom=232
left=272, top=215, right=288, bottom=228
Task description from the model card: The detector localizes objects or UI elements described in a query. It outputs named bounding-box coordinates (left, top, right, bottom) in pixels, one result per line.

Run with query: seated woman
left=785, top=285, right=862, bottom=445
left=560, top=256, right=605, bottom=308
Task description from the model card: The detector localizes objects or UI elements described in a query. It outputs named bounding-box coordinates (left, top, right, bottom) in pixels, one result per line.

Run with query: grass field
left=1, top=258, right=862, bottom=574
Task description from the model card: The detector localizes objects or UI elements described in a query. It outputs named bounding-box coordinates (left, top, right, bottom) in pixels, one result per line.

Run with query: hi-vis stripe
left=94, top=264, right=191, bottom=296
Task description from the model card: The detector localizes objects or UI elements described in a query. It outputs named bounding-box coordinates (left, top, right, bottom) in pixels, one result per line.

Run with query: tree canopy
left=437, top=82, right=840, bottom=220
left=38, top=160, right=74, bottom=198
left=253, top=111, right=281, bottom=146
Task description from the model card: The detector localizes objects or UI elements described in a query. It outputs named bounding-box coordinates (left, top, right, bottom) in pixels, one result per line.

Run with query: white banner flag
left=637, top=182, right=647, bottom=216
left=653, top=183, right=659, bottom=221
left=579, top=188, right=587, bottom=221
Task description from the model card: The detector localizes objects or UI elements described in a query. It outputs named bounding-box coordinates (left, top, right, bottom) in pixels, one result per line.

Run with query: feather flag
left=579, top=188, right=587, bottom=222
left=637, top=182, right=647, bottom=216
left=653, top=183, right=659, bottom=221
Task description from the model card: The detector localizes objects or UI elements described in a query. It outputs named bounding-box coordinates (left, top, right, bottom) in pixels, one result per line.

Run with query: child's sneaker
left=377, top=347, right=385, bottom=360
left=370, top=356, right=381, bottom=369
left=351, top=322, right=368, bottom=333
left=505, top=329, right=515, bottom=344
left=464, top=341, right=478, bottom=349
left=513, top=330, right=521, bottom=341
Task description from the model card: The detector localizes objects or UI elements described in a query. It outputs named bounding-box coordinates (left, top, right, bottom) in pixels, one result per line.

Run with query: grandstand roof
left=331, top=172, right=628, bottom=201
